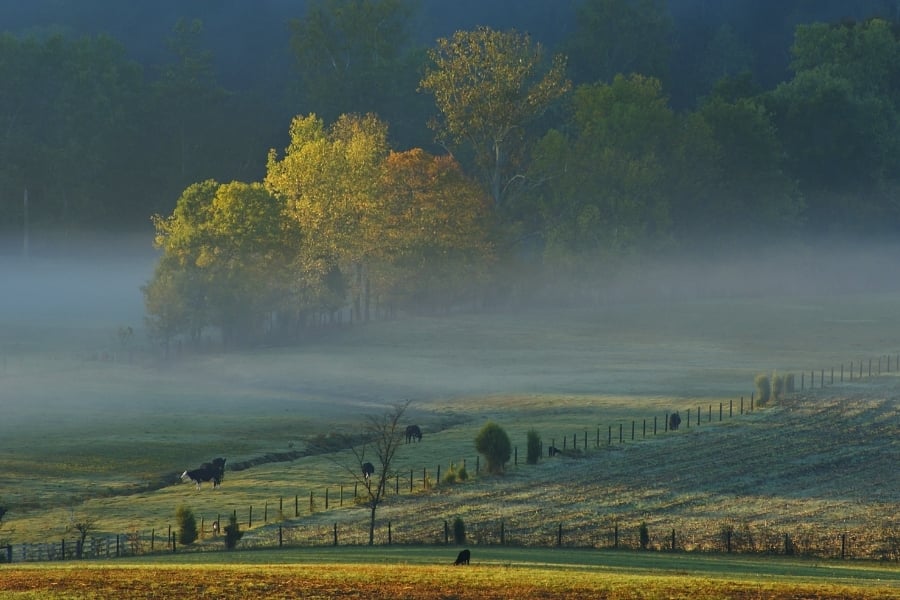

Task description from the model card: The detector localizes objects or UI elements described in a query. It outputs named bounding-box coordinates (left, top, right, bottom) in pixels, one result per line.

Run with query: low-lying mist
left=2, top=233, right=899, bottom=439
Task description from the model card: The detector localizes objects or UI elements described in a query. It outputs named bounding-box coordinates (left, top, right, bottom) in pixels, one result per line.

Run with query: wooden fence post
left=279, top=526, right=283, bottom=547
left=388, top=521, right=392, bottom=545
left=249, top=505, right=253, bottom=528
left=333, top=523, right=338, bottom=546
left=325, top=488, right=329, bottom=510
left=557, top=523, right=563, bottom=547
left=264, top=501, right=268, bottom=523
left=444, top=520, right=449, bottom=544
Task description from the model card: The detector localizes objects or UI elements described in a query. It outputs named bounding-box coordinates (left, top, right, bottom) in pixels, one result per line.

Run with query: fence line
left=4, top=353, right=898, bottom=564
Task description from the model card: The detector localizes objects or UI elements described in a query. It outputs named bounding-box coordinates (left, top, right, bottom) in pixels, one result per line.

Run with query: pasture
left=0, top=239, right=899, bottom=591
left=1, top=547, right=898, bottom=599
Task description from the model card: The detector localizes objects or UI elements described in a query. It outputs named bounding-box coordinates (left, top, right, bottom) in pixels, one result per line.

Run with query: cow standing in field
left=405, top=425, right=422, bottom=443
left=453, top=549, right=471, bottom=565
left=181, top=457, right=227, bottom=489
left=362, top=462, right=375, bottom=482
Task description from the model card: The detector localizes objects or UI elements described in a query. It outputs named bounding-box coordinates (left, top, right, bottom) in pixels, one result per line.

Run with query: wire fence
left=3, top=353, right=899, bottom=564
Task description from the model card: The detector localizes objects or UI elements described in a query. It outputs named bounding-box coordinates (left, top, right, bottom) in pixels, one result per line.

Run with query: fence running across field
left=4, top=353, right=899, bottom=564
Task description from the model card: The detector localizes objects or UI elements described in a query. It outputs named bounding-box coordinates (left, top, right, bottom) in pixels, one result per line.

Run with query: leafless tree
left=351, top=399, right=410, bottom=546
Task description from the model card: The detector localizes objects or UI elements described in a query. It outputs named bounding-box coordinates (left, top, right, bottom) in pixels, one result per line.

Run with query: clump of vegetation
left=785, top=373, right=795, bottom=394
left=223, top=513, right=243, bottom=550
left=453, top=516, right=466, bottom=545
left=443, top=462, right=469, bottom=485
left=755, top=374, right=771, bottom=406
left=639, top=522, right=650, bottom=550
left=475, top=421, right=512, bottom=474
left=526, top=429, right=541, bottom=464
left=176, top=505, right=198, bottom=545
left=771, top=372, right=784, bottom=404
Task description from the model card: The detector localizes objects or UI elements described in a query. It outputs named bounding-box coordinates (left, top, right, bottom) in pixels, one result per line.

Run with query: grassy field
left=1, top=247, right=899, bottom=597
left=1, top=547, right=898, bottom=599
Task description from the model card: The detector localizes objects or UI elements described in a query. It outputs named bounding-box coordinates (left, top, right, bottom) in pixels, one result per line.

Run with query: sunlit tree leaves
left=419, top=26, right=570, bottom=208
left=378, top=148, right=494, bottom=311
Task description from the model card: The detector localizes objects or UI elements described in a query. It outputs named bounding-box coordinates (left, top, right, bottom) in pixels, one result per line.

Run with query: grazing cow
left=362, top=462, right=375, bottom=481
left=548, top=445, right=561, bottom=457
left=405, top=424, right=422, bottom=443
left=669, top=411, right=681, bottom=431
left=181, top=457, right=227, bottom=489
left=453, top=548, right=471, bottom=565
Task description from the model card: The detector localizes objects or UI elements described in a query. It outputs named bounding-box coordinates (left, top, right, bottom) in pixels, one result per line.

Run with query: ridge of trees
left=1, top=4, right=899, bottom=344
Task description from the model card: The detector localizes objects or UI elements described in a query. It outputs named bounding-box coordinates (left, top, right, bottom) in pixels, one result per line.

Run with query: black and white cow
left=405, top=424, right=422, bottom=443
left=362, top=461, right=375, bottom=482
left=181, top=457, right=227, bottom=489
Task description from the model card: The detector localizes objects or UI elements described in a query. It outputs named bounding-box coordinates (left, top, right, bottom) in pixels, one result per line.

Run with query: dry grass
left=1, top=547, right=898, bottom=599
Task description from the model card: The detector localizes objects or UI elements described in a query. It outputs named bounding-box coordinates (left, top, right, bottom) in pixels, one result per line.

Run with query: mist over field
left=3, top=233, right=900, bottom=440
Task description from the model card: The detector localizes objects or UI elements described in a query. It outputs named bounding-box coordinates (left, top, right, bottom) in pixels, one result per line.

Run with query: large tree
left=377, top=148, right=494, bottom=312
left=144, top=180, right=293, bottom=348
left=419, top=26, right=570, bottom=209
left=265, top=112, right=391, bottom=322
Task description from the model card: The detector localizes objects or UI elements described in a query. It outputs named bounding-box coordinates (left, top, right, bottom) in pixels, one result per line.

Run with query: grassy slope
left=1, top=295, right=899, bottom=556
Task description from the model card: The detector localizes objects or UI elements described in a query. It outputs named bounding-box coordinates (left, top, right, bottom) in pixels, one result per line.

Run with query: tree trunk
left=368, top=503, right=376, bottom=545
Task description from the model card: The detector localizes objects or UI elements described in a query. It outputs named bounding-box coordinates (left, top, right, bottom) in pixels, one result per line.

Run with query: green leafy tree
left=420, top=26, right=570, bottom=209
left=766, top=18, right=900, bottom=230
left=144, top=179, right=293, bottom=348
left=176, top=505, right=198, bottom=545
left=528, top=74, right=677, bottom=261
left=475, top=421, right=512, bottom=474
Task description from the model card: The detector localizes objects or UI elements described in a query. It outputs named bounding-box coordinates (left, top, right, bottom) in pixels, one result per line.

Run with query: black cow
left=669, top=411, right=681, bottom=431
left=453, top=548, right=471, bottom=565
left=405, top=425, right=422, bottom=443
left=362, top=461, right=375, bottom=481
left=181, top=457, right=227, bottom=489
left=548, top=445, right=561, bottom=457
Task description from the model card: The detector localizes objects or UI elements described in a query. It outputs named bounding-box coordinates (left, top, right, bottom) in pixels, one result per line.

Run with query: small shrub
left=475, top=421, right=511, bottom=474
left=639, top=522, right=649, bottom=550
left=526, top=429, right=541, bottom=465
left=453, top=516, right=466, bottom=545
left=456, top=464, right=468, bottom=481
left=755, top=374, right=771, bottom=406
left=176, top=505, right=198, bottom=545
left=443, top=464, right=458, bottom=485
left=224, top=513, right=243, bottom=550
left=785, top=373, right=795, bottom=394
